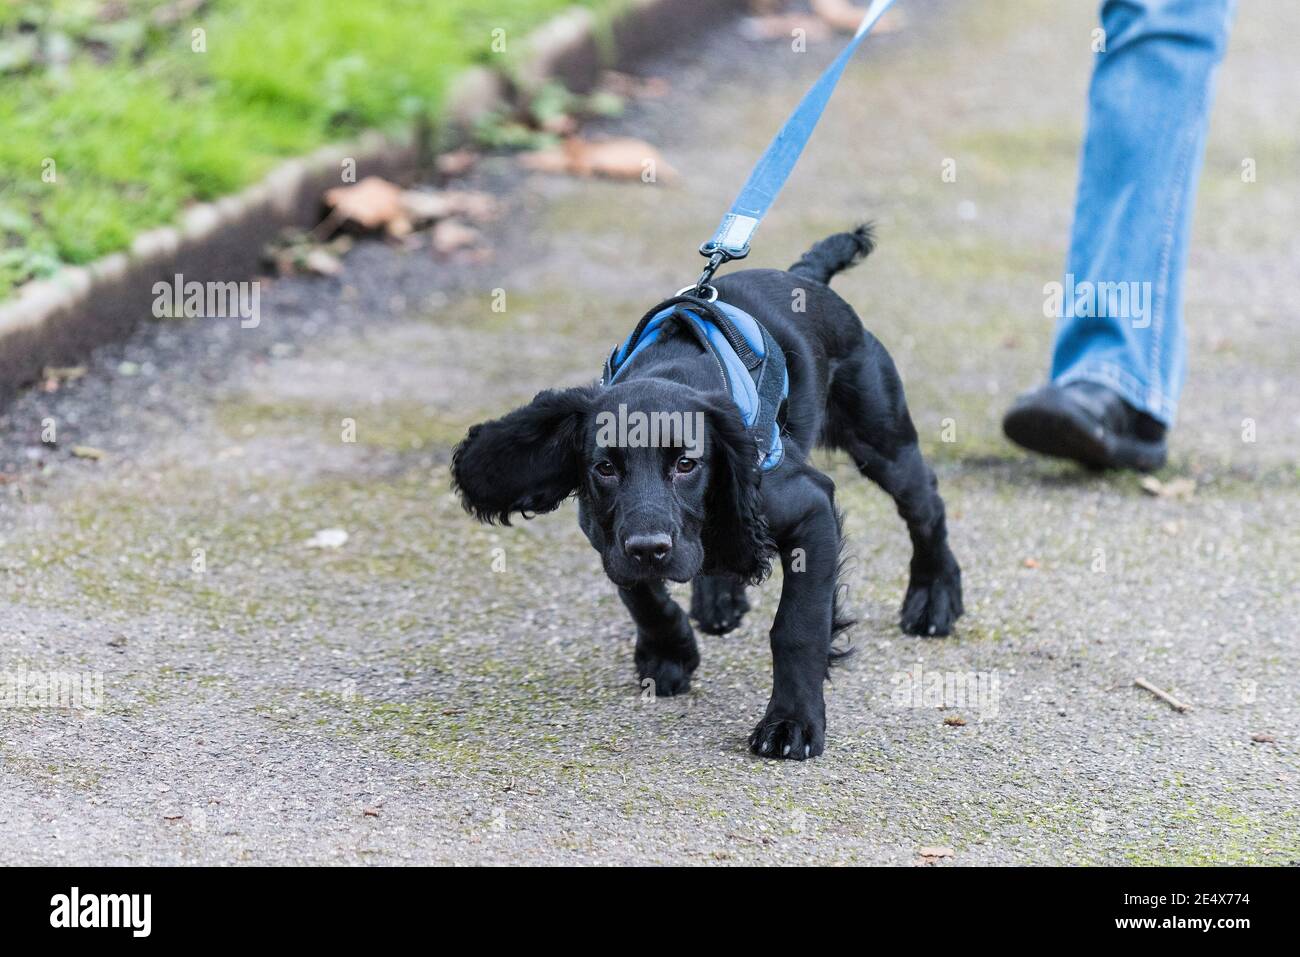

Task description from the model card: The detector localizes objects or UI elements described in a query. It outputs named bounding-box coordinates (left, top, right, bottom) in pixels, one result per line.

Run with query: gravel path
left=1, top=0, right=1296, bottom=865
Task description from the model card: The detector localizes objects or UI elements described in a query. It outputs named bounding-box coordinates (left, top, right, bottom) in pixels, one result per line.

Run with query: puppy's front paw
left=748, top=708, right=825, bottom=760
left=636, top=647, right=698, bottom=696
left=900, top=556, right=964, bottom=637
left=634, top=615, right=699, bottom=697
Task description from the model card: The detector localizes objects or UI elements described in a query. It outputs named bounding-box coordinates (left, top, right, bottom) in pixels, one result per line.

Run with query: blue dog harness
left=602, top=295, right=789, bottom=471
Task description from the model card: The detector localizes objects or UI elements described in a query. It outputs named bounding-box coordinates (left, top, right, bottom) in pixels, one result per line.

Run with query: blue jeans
left=1049, top=0, right=1234, bottom=426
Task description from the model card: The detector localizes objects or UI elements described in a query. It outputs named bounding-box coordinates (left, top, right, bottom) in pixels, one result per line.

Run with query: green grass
left=0, top=0, right=613, bottom=298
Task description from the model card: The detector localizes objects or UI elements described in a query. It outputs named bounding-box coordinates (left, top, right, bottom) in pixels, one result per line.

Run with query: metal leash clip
left=693, top=250, right=728, bottom=298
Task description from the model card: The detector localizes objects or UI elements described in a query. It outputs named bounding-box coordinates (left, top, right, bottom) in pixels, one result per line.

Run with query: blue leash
left=694, top=0, right=899, bottom=293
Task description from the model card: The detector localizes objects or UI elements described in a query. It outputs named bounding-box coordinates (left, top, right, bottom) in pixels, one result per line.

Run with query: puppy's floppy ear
left=452, top=386, right=593, bottom=525
left=701, top=401, right=773, bottom=584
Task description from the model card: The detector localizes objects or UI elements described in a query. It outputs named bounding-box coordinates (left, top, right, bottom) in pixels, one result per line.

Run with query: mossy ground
left=0, top=0, right=613, bottom=298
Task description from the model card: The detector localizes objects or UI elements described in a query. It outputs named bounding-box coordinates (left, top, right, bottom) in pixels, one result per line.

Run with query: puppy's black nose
left=625, top=532, right=672, bottom=564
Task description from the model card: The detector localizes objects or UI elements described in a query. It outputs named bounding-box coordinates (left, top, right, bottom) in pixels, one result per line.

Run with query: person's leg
left=1053, top=0, right=1234, bottom=424
left=1006, top=0, right=1235, bottom=469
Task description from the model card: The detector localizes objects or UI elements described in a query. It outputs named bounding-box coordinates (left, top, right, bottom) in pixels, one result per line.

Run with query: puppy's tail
left=788, top=223, right=875, bottom=286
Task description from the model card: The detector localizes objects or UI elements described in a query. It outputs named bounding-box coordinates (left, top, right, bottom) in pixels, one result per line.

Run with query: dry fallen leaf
left=401, top=189, right=497, bottom=225
left=520, top=136, right=677, bottom=182
left=812, top=0, right=906, bottom=33
left=431, top=219, right=484, bottom=256
left=943, top=716, right=967, bottom=727
left=436, top=149, right=479, bottom=178
left=812, top=0, right=864, bottom=31
left=1140, top=476, right=1196, bottom=500
left=445, top=190, right=498, bottom=222
left=400, top=190, right=454, bottom=222
left=323, top=176, right=411, bottom=236
left=916, top=846, right=954, bottom=865
left=571, top=137, right=676, bottom=181
left=71, top=446, right=106, bottom=461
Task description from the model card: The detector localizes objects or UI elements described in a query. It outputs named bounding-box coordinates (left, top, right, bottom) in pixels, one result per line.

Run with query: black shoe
left=1002, top=381, right=1167, bottom=471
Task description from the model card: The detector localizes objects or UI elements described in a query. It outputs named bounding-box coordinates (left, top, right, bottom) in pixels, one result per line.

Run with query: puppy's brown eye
left=594, top=461, right=617, bottom=478
left=675, top=456, right=697, bottom=474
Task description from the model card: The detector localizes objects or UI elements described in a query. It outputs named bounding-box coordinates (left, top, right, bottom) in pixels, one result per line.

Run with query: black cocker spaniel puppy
left=453, top=227, right=962, bottom=759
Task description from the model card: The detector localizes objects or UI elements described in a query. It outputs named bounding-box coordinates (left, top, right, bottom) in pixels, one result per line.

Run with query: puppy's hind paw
left=690, top=576, right=750, bottom=636
left=899, top=566, right=964, bottom=637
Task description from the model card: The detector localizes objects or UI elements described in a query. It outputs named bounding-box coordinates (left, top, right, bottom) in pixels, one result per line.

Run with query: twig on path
left=1134, top=677, right=1192, bottom=713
